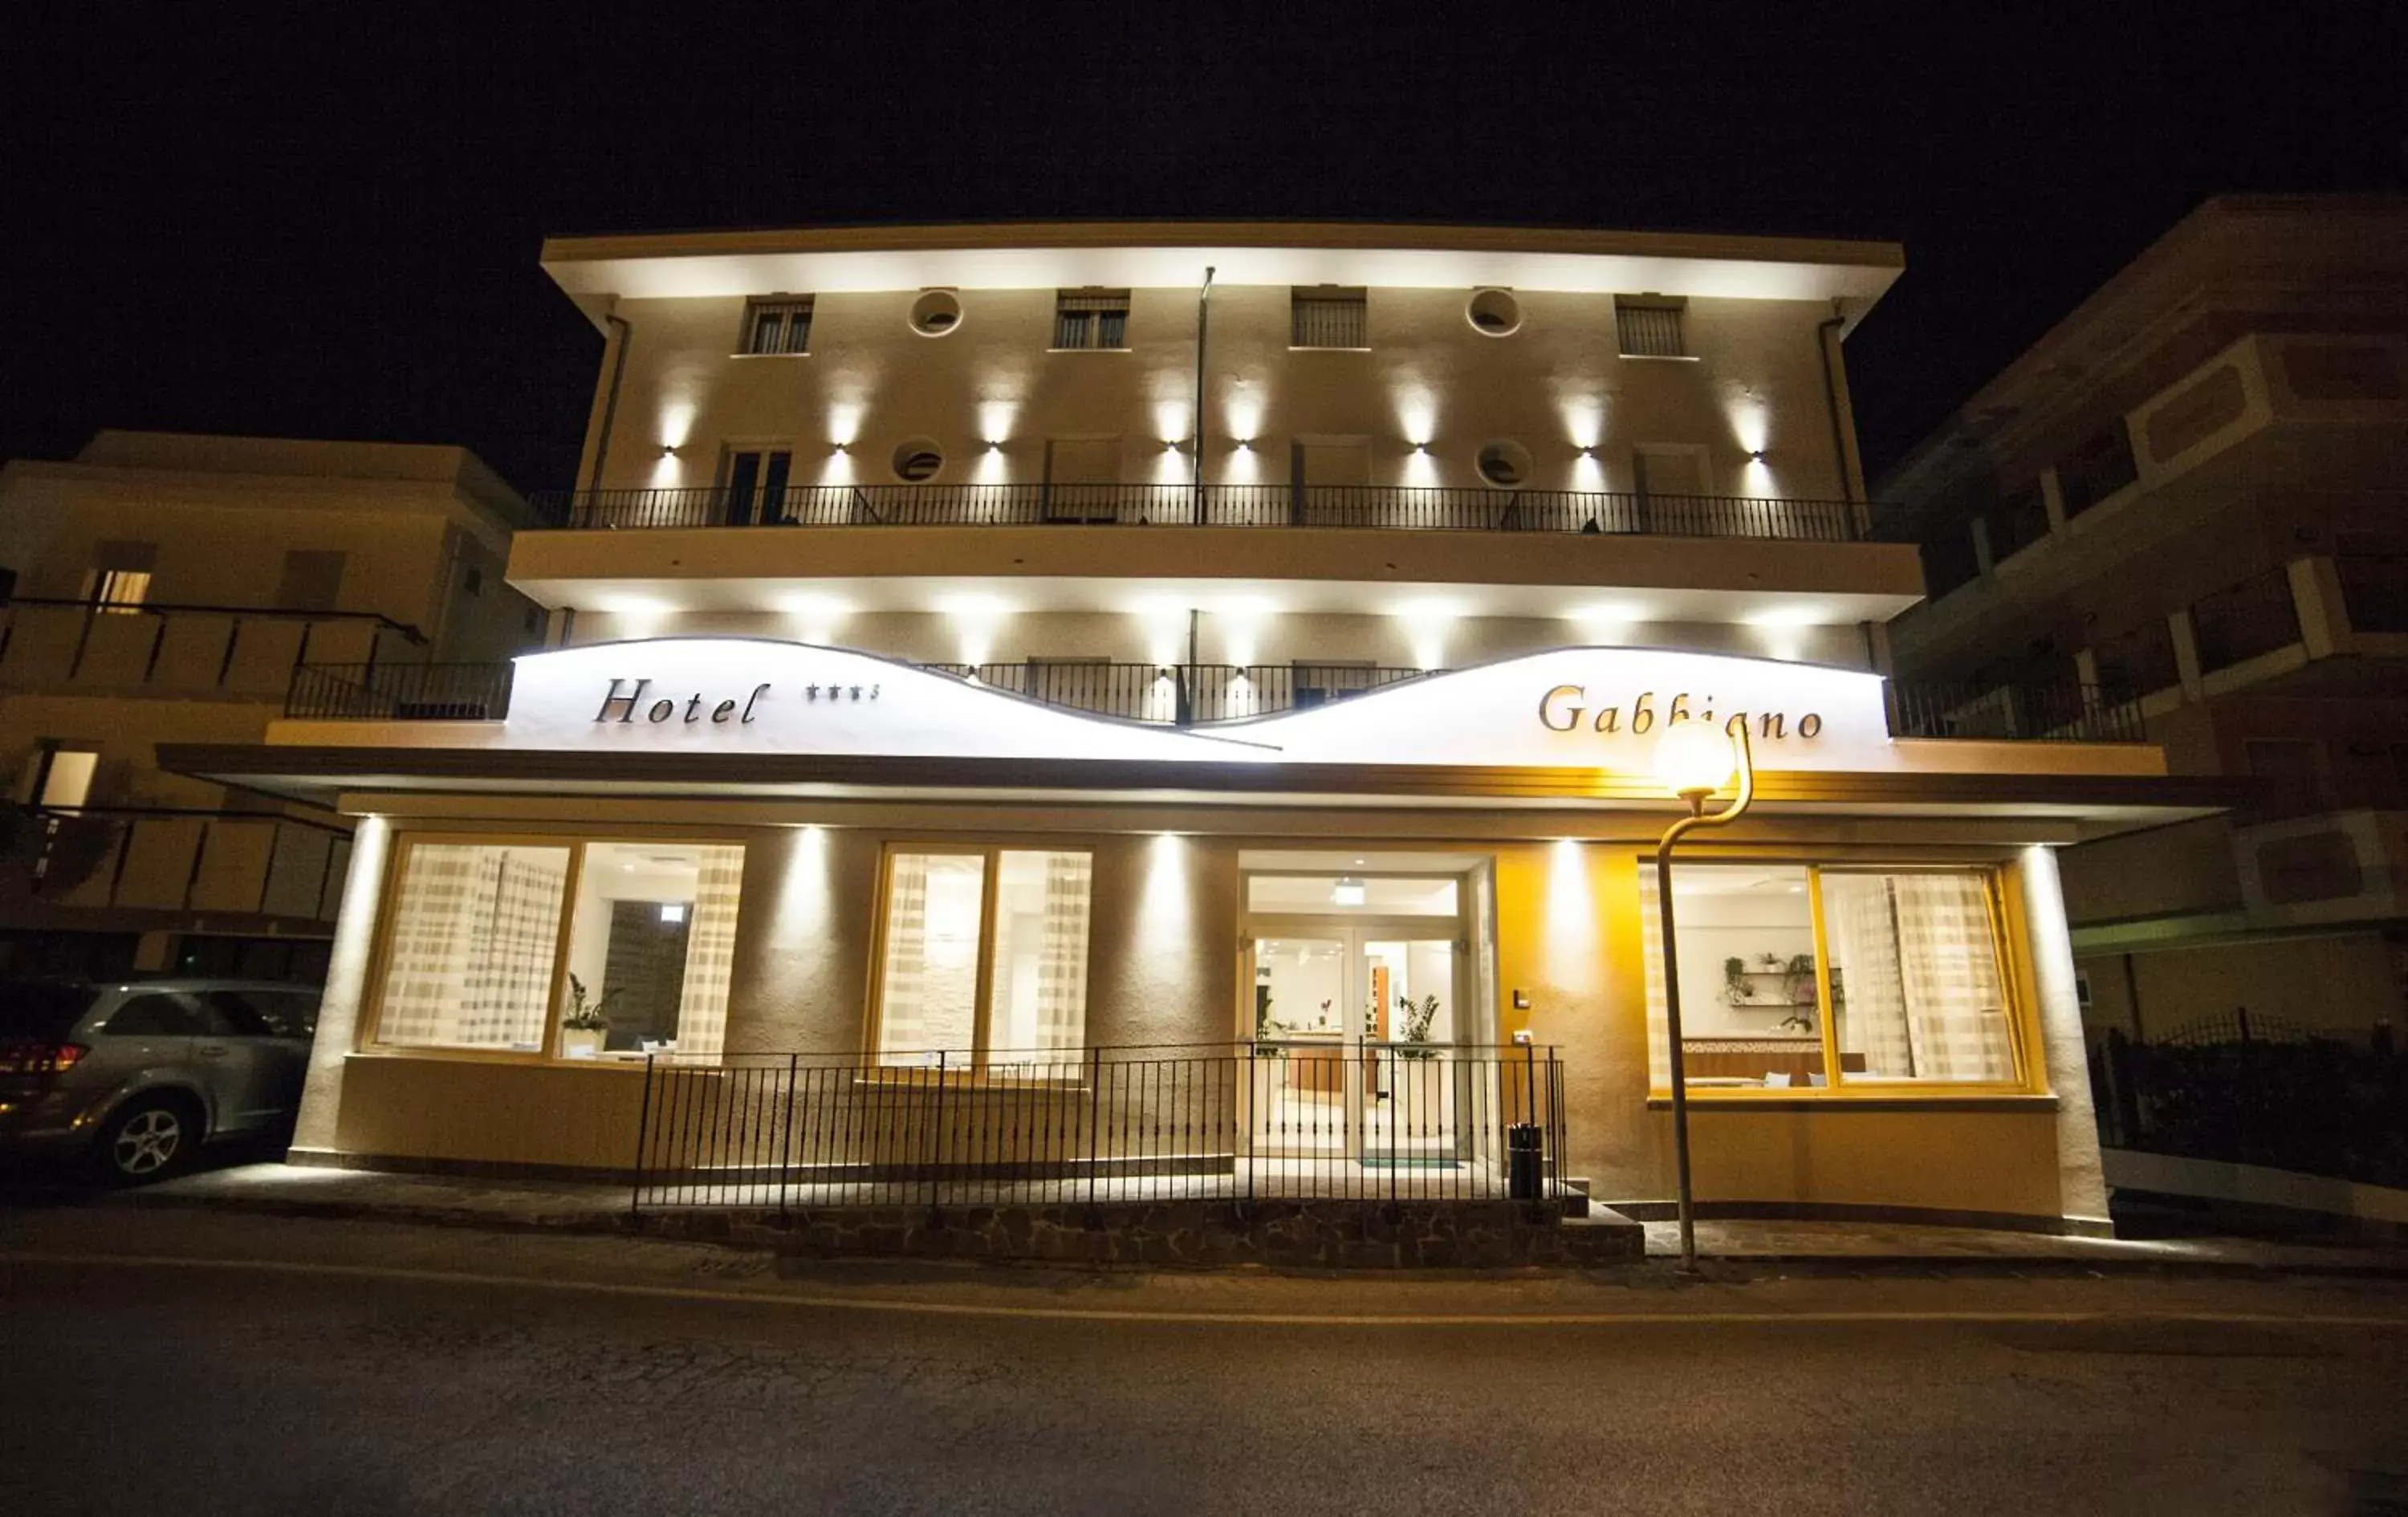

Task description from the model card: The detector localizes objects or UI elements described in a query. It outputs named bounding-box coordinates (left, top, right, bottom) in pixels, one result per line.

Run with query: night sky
left=5, top=8, right=2401, bottom=494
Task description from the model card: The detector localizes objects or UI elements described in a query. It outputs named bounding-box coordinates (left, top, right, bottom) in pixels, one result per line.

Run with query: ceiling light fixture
left=1332, top=876, right=1368, bottom=907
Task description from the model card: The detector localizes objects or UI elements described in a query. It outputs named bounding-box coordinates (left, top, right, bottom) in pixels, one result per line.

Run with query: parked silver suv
left=0, top=978, right=320, bottom=1182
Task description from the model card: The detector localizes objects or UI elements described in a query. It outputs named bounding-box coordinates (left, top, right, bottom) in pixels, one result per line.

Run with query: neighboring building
left=0, top=431, right=547, bottom=980
left=169, top=223, right=2226, bottom=1234
left=1875, top=196, right=2408, bottom=1048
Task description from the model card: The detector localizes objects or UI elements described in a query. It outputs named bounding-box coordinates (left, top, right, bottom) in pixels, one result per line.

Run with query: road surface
left=2, top=1206, right=2404, bottom=1514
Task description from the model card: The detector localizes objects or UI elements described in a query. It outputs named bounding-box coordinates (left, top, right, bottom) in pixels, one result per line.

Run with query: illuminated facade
left=168, top=224, right=2232, bottom=1234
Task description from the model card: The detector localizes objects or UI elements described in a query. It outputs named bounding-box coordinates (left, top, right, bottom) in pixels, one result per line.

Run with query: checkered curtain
left=877, top=852, right=930, bottom=1059
left=1036, top=852, right=1092, bottom=1049
left=380, top=844, right=564, bottom=1048
left=673, top=846, right=746, bottom=1059
left=1892, top=875, right=2015, bottom=1081
left=1636, top=868, right=1672, bottom=1089
left=1822, top=874, right=1915, bottom=1077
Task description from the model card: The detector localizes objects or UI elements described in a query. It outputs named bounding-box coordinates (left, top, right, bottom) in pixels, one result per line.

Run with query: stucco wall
left=588, top=285, right=1851, bottom=505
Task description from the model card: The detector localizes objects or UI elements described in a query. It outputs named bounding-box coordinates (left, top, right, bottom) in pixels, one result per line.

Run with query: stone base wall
left=639, top=1198, right=1643, bottom=1269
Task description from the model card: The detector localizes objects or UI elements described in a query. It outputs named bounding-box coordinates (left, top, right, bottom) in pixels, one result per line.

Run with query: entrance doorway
left=1242, top=864, right=1491, bottom=1172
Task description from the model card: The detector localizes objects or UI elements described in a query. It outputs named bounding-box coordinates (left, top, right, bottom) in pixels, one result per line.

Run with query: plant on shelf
left=1724, top=956, right=1749, bottom=1005
left=1394, top=993, right=1442, bottom=1059
left=560, top=974, right=621, bottom=1056
left=1758, top=952, right=1784, bottom=972
left=1783, top=953, right=1818, bottom=1010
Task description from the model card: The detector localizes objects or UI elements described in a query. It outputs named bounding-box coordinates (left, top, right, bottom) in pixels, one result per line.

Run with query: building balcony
left=285, top=656, right=2138, bottom=744
left=530, top=482, right=1863, bottom=541
left=2, top=805, right=351, bottom=927
left=0, top=597, right=427, bottom=700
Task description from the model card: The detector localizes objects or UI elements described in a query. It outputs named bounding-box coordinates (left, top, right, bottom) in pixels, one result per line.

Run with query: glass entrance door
left=1249, top=925, right=1462, bottom=1166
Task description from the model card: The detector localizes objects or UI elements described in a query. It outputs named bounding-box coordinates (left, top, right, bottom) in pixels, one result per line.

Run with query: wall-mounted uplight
left=1331, top=876, right=1368, bottom=907
left=1411, top=441, right=1431, bottom=454
left=987, top=440, right=1005, bottom=452
left=1747, top=449, right=1768, bottom=464
left=1233, top=438, right=1254, bottom=451
left=659, top=445, right=679, bottom=458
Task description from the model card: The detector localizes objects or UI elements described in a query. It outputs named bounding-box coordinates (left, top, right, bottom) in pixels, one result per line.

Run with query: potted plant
left=1394, top=993, right=1442, bottom=1059
left=560, top=973, right=620, bottom=1058
left=1724, top=956, right=1749, bottom=1005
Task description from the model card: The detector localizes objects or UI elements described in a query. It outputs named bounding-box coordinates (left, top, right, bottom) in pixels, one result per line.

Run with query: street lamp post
left=1651, top=718, right=1757, bottom=1273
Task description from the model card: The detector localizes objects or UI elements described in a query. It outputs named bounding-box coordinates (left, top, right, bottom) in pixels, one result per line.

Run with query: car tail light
left=0, top=1041, right=86, bottom=1076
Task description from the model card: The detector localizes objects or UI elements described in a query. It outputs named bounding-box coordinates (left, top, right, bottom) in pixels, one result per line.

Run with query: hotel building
left=165, top=223, right=2231, bottom=1237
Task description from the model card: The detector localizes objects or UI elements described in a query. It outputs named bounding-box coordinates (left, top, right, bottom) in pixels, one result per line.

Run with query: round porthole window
left=1475, top=439, right=1533, bottom=488
left=891, top=438, right=945, bottom=482
left=908, top=291, right=962, bottom=336
left=1466, top=288, right=1522, bottom=336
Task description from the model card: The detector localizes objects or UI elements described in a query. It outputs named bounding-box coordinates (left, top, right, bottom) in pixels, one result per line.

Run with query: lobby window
left=369, top=837, right=744, bottom=1059
left=31, top=745, right=98, bottom=809
left=740, top=298, right=813, bottom=356
left=1638, top=864, right=2022, bottom=1093
left=1052, top=290, right=1129, bottom=350
left=872, top=848, right=1093, bottom=1065
left=1291, top=287, right=1368, bottom=349
left=1615, top=295, right=1688, bottom=358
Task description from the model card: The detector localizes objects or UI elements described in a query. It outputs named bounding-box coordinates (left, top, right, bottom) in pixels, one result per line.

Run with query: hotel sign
left=490, top=638, right=1903, bottom=771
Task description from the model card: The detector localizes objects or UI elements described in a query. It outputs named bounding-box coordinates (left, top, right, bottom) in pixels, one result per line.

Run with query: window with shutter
left=1052, top=291, right=1130, bottom=350
left=1291, top=288, right=1368, bottom=349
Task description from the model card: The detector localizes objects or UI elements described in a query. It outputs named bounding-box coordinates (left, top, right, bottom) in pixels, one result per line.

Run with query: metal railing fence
left=629, top=1041, right=1568, bottom=1214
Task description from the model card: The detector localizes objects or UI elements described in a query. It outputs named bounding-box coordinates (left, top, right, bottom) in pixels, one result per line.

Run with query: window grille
left=1615, top=297, right=1686, bottom=358
left=1291, top=287, right=1368, bottom=348
left=1052, top=290, right=1130, bottom=350
left=742, top=299, right=813, bottom=356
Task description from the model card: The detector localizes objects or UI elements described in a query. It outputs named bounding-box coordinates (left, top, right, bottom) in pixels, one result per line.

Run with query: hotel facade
left=167, top=223, right=2232, bottom=1235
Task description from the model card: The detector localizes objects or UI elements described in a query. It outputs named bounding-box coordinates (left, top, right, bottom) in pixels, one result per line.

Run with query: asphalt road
left=3, top=1209, right=2406, bottom=1515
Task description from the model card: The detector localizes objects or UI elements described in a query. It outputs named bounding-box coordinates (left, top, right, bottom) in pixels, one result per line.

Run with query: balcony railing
left=286, top=661, right=516, bottom=720
left=631, top=1042, right=1569, bottom=1211
left=528, top=483, right=1861, bottom=542
left=921, top=661, right=1434, bottom=724
left=5, top=805, right=351, bottom=923
left=1884, top=680, right=2146, bottom=743
left=0, top=598, right=428, bottom=697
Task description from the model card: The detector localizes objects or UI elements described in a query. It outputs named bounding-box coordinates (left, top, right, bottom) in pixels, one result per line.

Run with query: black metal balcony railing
left=8, top=805, right=351, bottom=922
left=288, top=658, right=2142, bottom=745
left=631, top=1042, right=1569, bottom=1212
left=528, top=483, right=1862, bottom=542
left=1883, top=681, right=2146, bottom=744
left=285, top=661, right=515, bottom=720
left=0, top=597, right=428, bottom=693
left=2190, top=569, right=2302, bottom=673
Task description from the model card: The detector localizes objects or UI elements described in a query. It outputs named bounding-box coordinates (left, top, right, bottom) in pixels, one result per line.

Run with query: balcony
left=0, top=598, right=426, bottom=698
left=287, top=657, right=2141, bottom=744
left=3, top=805, right=351, bottom=925
left=528, top=482, right=1861, bottom=543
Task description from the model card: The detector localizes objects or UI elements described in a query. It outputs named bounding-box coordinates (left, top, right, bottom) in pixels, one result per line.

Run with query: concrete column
left=2038, top=468, right=2069, bottom=532
left=2169, top=611, right=2205, bottom=701
left=2290, top=555, right=2348, bottom=659
left=2019, top=844, right=2110, bottom=1232
left=291, top=815, right=389, bottom=1161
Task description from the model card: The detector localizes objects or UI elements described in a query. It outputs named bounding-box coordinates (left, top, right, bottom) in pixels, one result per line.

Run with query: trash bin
left=1506, top=1122, right=1543, bottom=1199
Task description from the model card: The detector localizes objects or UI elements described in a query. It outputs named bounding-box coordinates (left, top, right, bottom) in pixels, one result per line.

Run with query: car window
left=0, top=983, right=100, bottom=1039
left=249, top=990, right=322, bottom=1038
left=194, top=990, right=276, bottom=1038
left=97, top=994, right=205, bottom=1038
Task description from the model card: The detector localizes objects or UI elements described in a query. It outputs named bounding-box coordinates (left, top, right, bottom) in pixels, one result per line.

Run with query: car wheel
left=99, top=1097, right=199, bottom=1185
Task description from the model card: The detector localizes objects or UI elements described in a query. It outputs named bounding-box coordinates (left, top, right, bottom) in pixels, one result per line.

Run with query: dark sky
left=5, top=7, right=2401, bottom=494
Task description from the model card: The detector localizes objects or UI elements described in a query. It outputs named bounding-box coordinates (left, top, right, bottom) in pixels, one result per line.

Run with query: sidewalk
left=91, top=1161, right=2408, bottom=1276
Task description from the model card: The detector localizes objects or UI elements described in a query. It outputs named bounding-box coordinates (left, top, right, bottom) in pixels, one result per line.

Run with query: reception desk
left=1682, top=1035, right=1865, bottom=1086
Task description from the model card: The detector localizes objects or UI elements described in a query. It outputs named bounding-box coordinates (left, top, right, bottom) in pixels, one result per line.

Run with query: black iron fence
left=530, top=482, right=1862, bottom=542
left=629, top=1042, right=1568, bottom=1213
left=920, top=661, right=1433, bottom=724
left=1885, top=679, right=2146, bottom=743
left=285, top=661, right=515, bottom=719
left=2091, top=1015, right=2408, bottom=1188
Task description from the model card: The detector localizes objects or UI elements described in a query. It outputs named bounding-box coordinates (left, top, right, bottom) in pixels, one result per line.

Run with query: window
left=370, top=837, right=743, bottom=1059
left=1052, top=290, right=1129, bottom=350
left=872, top=848, right=1093, bottom=1065
left=82, top=539, right=155, bottom=613
left=741, top=298, right=813, bottom=356
left=1615, top=295, right=1687, bottom=358
left=99, top=994, right=205, bottom=1039
left=722, top=448, right=792, bottom=526
left=1638, top=864, right=2022, bottom=1093
left=1475, top=440, right=1532, bottom=487
left=32, top=746, right=97, bottom=810
left=909, top=290, right=962, bottom=336
left=1291, top=287, right=1367, bottom=349
left=275, top=550, right=346, bottom=612
left=890, top=438, right=944, bottom=482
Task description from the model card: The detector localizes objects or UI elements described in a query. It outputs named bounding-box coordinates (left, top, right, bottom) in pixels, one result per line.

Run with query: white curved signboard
left=491, top=639, right=1901, bottom=771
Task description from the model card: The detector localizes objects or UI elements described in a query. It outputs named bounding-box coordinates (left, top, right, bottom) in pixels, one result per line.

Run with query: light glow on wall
left=1394, top=597, right=1462, bottom=670
left=779, top=592, right=851, bottom=643
left=1543, top=839, right=1600, bottom=986
left=652, top=402, right=694, bottom=484
left=1567, top=602, right=1643, bottom=636
left=826, top=403, right=864, bottom=449
left=600, top=596, right=677, bottom=639
left=770, top=823, right=836, bottom=966
left=1744, top=603, right=1819, bottom=661
left=938, top=592, right=1011, bottom=665
left=1214, top=593, right=1275, bottom=665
